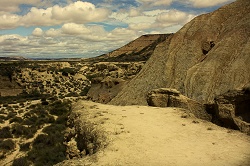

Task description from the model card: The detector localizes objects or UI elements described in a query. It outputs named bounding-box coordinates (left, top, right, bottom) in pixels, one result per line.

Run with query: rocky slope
left=110, top=0, right=250, bottom=106
left=89, top=34, right=172, bottom=62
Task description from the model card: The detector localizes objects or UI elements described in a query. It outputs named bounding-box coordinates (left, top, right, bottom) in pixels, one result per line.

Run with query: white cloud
left=61, top=23, right=91, bottom=35
left=182, top=0, right=235, bottom=8
left=45, top=28, right=61, bottom=37
left=0, top=1, right=110, bottom=29
left=129, top=22, right=153, bottom=30
left=0, top=14, right=20, bottom=30
left=155, top=10, right=196, bottom=27
left=0, top=24, right=140, bottom=58
left=0, top=0, right=40, bottom=12
left=128, top=8, right=142, bottom=17
left=32, top=28, right=43, bottom=37
left=20, top=7, right=57, bottom=26
left=50, top=1, right=110, bottom=24
left=136, top=0, right=173, bottom=7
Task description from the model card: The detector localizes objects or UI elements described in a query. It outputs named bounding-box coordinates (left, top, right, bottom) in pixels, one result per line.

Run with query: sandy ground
left=59, top=100, right=250, bottom=166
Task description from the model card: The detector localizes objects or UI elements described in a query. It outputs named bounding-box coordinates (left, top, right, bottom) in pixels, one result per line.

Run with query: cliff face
left=110, top=0, right=250, bottom=105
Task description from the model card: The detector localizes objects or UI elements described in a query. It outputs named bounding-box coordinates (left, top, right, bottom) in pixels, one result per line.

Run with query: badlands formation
left=0, top=0, right=250, bottom=165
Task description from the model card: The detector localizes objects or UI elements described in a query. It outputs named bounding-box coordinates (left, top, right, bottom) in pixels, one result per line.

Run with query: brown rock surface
left=92, top=34, right=172, bottom=62
left=110, top=0, right=250, bottom=105
left=210, top=87, right=250, bottom=134
left=147, top=88, right=211, bottom=121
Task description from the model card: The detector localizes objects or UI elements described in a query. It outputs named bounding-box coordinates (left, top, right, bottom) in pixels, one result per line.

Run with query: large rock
left=147, top=88, right=211, bottom=121
left=210, top=87, right=250, bottom=134
left=110, top=0, right=250, bottom=106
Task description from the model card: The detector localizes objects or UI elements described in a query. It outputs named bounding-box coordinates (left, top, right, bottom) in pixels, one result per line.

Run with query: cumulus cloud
left=45, top=28, right=61, bottom=37
left=0, top=14, right=20, bottom=30
left=61, top=23, right=91, bottom=35
left=50, top=1, right=110, bottom=23
left=183, top=0, right=235, bottom=8
left=129, top=22, right=152, bottom=30
left=0, top=0, right=40, bottom=12
left=0, top=24, right=140, bottom=58
left=128, top=8, right=142, bottom=17
left=32, top=28, right=43, bottom=37
left=155, top=10, right=196, bottom=27
left=136, top=0, right=173, bottom=7
left=0, top=1, right=110, bottom=29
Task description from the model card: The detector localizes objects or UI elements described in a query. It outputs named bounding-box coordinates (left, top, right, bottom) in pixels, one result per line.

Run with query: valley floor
left=58, top=100, right=250, bottom=166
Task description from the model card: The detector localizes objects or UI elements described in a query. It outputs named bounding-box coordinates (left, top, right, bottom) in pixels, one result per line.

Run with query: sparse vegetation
left=0, top=126, right=13, bottom=138
left=12, top=157, right=31, bottom=166
left=0, top=139, right=15, bottom=153
left=0, top=60, right=144, bottom=165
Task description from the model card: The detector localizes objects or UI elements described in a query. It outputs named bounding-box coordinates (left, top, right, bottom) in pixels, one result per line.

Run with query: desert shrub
left=0, top=126, right=13, bottom=138
left=0, top=115, right=6, bottom=123
left=20, top=142, right=31, bottom=151
left=11, top=124, right=36, bottom=138
left=12, top=157, right=31, bottom=166
left=65, top=92, right=79, bottom=97
left=9, top=116, right=23, bottom=124
left=75, top=121, right=107, bottom=155
left=80, top=86, right=91, bottom=96
left=22, top=114, right=38, bottom=125
left=28, top=133, right=66, bottom=166
left=41, top=99, right=49, bottom=105
left=60, top=67, right=76, bottom=76
left=43, top=124, right=66, bottom=135
left=3, top=103, right=8, bottom=107
left=49, top=100, right=71, bottom=116
left=0, top=139, right=15, bottom=150
left=19, top=102, right=25, bottom=107
left=6, top=111, right=16, bottom=120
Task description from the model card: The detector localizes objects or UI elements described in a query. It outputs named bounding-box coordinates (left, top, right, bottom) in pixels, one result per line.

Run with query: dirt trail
left=59, top=100, right=250, bottom=166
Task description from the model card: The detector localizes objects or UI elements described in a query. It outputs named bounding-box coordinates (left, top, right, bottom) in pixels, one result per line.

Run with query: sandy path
left=59, top=100, right=250, bottom=166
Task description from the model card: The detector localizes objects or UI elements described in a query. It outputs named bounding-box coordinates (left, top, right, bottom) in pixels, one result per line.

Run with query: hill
left=110, top=0, right=250, bottom=105
left=88, top=34, right=172, bottom=62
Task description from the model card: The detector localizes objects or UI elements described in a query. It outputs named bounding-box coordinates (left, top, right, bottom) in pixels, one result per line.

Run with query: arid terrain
left=0, top=0, right=250, bottom=165
left=57, top=100, right=250, bottom=166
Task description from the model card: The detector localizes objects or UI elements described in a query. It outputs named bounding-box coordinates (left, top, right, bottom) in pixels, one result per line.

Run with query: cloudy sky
left=0, top=0, right=235, bottom=59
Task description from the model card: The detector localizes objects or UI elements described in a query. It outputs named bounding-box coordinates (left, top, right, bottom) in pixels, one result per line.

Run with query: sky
left=0, top=0, right=235, bottom=59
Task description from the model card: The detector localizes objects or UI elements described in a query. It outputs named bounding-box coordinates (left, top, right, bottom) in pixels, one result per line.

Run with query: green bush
left=12, top=157, right=31, bottom=166
left=65, top=92, right=79, bottom=97
left=0, top=126, right=13, bottom=138
left=49, top=100, right=71, bottom=116
left=9, top=116, right=23, bottom=124
left=12, top=124, right=37, bottom=139
left=20, top=142, right=31, bottom=151
left=28, top=133, right=66, bottom=166
left=0, top=139, right=15, bottom=150
left=0, top=115, right=6, bottom=123
left=75, top=121, right=107, bottom=155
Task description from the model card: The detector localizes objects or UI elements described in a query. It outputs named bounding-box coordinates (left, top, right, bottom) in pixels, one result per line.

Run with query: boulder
left=211, top=88, right=250, bottom=134
left=147, top=88, right=211, bottom=121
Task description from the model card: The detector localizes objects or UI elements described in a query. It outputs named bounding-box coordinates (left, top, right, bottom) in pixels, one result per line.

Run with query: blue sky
left=0, top=0, right=235, bottom=58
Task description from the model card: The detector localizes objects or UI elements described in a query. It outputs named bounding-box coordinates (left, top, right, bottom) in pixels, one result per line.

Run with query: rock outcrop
left=208, top=87, right=250, bottom=134
left=86, top=62, right=145, bottom=103
left=147, top=88, right=211, bottom=121
left=110, top=0, right=250, bottom=106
